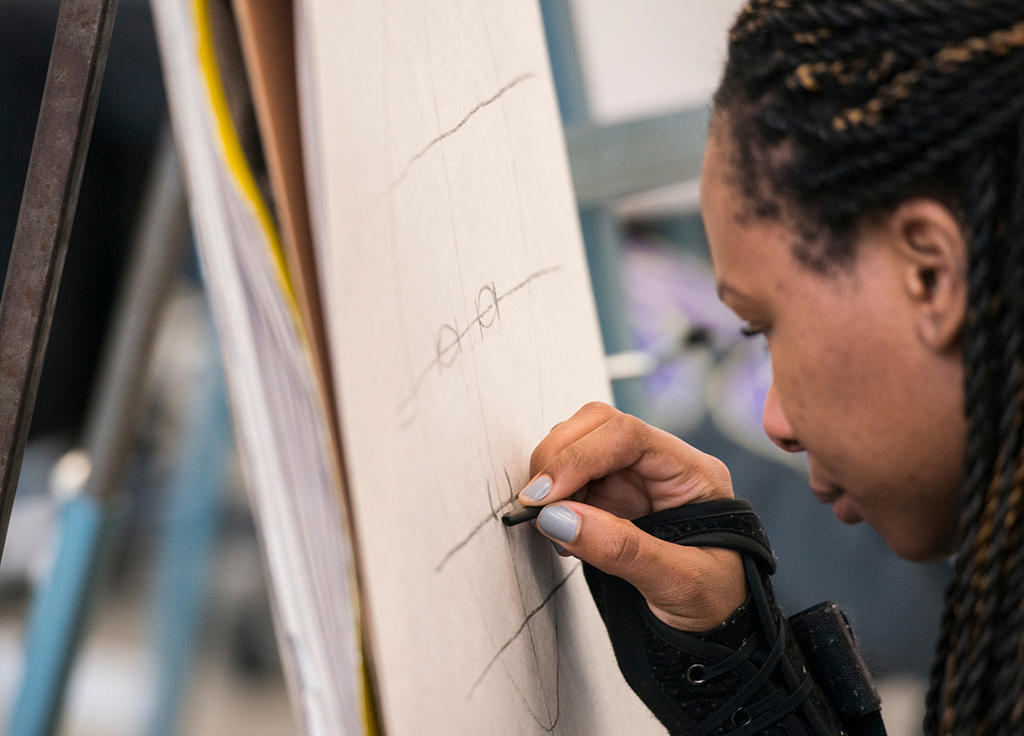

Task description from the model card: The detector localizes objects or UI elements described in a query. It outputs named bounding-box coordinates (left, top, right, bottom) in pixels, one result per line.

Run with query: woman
left=517, top=2, right=1024, bottom=734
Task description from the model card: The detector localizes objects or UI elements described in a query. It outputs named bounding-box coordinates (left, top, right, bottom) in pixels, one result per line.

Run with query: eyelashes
left=740, top=323, right=768, bottom=338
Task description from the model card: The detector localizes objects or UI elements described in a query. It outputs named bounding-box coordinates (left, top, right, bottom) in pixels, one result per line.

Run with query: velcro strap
left=632, top=499, right=777, bottom=574
left=789, top=602, right=883, bottom=721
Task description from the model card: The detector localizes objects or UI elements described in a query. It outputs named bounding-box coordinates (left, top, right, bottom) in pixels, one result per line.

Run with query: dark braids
left=715, top=2, right=1024, bottom=734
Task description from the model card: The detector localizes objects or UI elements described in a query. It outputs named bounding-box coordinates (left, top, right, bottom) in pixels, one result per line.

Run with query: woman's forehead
left=702, top=132, right=783, bottom=275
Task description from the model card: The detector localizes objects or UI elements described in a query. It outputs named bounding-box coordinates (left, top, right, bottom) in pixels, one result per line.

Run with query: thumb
left=535, top=501, right=745, bottom=631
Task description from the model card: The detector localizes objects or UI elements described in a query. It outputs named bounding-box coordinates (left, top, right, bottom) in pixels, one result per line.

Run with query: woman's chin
left=878, top=523, right=958, bottom=563
left=831, top=494, right=863, bottom=525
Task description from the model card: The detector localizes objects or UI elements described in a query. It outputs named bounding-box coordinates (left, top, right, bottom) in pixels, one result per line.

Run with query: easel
left=0, top=0, right=118, bottom=558
left=0, top=0, right=709, bottom=733
left=0, top=1, right=233, bottom=733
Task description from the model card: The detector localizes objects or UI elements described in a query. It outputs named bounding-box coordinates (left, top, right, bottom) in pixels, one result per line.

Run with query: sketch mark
left=503, top=473, right=555, bottom=727
left=523, top=616, right=562, bottom=733
left=501, top=266, right=560, bottom=300
left=544, top=616, right=563, bottom=733
left=503, top=467, right=515, bottom=505
left=467, top=563, right=580, bottom=697
left=488, top=475, right=503, bottom=517
left=396, top=265, right=563, bottom=420
left=372, top=73, right=536, bottom=210
left=475, top=282, right=500, bottom=336
left=435, top=514, right=493, bottom=574
left=435, top=479, right=517, bottom=573
left=487, top=467, right=517, bottom=517
left=460, top=530, right=563, bottom=732
left=398, top=410, right=419, bottom=431
left=435, top=319, right=463, bottom=367
left=494, top=610, right=562, bottom=732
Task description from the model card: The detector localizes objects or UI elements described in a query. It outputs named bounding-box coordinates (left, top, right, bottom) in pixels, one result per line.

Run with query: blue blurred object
left=9, top=493, right=105, bottom=736
left=146, top=316, right=232, bottom=736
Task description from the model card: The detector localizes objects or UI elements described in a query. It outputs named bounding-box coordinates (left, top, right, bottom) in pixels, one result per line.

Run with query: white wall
left=570, top=0, right=747, bottom=123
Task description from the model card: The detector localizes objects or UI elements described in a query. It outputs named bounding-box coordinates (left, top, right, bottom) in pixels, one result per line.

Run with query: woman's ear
left=889, top=199, right=968, bottom=352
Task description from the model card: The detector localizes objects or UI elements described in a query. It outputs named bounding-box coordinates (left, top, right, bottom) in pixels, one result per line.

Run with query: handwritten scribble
left=435, top=469, right=521, bottom=573
left=373, top=73, right=536, bottom=210
left=435, top=493, right=515, bottom=573
left=467, top=564, right=579, bottom=698
left=397, top=265, right=561, bottom=424
left=475, top=283, right=501, bottom=336
left=496, top=613, right=562, bottom=732
left=435, top=320, right=463, bottom=367
left=503, top=467, right=515, bottom=504
left=434, top=467, right=566, bottom=729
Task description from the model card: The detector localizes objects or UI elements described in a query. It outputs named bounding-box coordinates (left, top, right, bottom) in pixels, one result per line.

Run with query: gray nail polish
left=538, top=505, right=579, bottom=543
left=521, top=476, right=552, bottom=501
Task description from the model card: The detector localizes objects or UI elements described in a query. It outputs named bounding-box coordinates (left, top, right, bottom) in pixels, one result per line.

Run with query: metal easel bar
left=0, top=0, right=120, bottom=562
left=565, top=107, right=709, bottom=208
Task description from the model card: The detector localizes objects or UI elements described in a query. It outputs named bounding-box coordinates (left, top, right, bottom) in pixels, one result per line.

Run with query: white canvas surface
left=298, top=0, right=665, bottom=733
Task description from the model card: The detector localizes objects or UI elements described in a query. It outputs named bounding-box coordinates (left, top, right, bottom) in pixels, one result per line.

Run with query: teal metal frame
left=541, top=0, right=707, bottom=416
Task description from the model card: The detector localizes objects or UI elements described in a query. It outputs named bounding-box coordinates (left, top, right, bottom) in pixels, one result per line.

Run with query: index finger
left=521, top=404, right=732, bottom=511
left=529, top=401, right=621, bottom=475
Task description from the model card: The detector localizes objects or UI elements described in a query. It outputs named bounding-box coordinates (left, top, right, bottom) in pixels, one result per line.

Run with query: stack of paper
left=151, top=2, right=364, bottom=733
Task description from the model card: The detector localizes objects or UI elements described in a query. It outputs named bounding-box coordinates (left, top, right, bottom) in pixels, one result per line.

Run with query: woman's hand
left=521, top=402, right=746, bottom=632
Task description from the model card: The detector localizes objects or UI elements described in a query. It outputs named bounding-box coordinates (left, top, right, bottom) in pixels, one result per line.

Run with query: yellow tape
left=193, top=0, right=297, bottom=310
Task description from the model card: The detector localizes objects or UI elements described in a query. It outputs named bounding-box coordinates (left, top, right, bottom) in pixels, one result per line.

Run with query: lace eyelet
left=731, top=707, right=752, bottom=727
left=686, top=663, right=707, bottom=685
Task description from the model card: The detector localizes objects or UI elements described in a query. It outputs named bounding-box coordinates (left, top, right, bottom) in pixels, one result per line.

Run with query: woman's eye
left=740, top=324, right=767, bottom=338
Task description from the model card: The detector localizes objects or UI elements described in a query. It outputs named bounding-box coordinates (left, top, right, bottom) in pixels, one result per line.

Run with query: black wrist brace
left=583, top=499, right=886, bottom=736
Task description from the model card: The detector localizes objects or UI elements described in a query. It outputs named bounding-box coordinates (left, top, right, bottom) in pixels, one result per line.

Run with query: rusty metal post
left=0, top=0, right=119, bottom=562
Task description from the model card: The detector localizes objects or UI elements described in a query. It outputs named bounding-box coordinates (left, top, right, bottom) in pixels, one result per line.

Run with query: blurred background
left=0, top=0, right=946, bottom=734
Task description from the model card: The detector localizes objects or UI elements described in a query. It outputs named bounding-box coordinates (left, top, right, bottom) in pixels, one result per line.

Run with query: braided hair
left=714, top=2, right=1024, bottom=734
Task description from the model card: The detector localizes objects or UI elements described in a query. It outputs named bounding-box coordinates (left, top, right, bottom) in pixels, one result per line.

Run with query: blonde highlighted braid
left=714, top=2, right=1024, bottom=734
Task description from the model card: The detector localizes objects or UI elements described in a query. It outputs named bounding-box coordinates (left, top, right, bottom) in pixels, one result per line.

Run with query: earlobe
left=913, top=262, right=965, bottom=351
left=892, top=200, right=968, bottom=352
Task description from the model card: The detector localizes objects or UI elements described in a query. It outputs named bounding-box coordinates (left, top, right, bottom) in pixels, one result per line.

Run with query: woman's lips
left=811, top=486, right=842, bottom=504
left=811, top=485, right=863, bottom=524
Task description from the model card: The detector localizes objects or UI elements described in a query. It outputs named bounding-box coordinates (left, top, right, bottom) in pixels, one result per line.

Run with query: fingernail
left=538, top=505, right=579, bottom=543
left=520, top=476, right=552, bottom=502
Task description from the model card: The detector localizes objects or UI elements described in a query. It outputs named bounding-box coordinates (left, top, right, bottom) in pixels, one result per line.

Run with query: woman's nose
left=762, top=382, right=804, bottom=453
